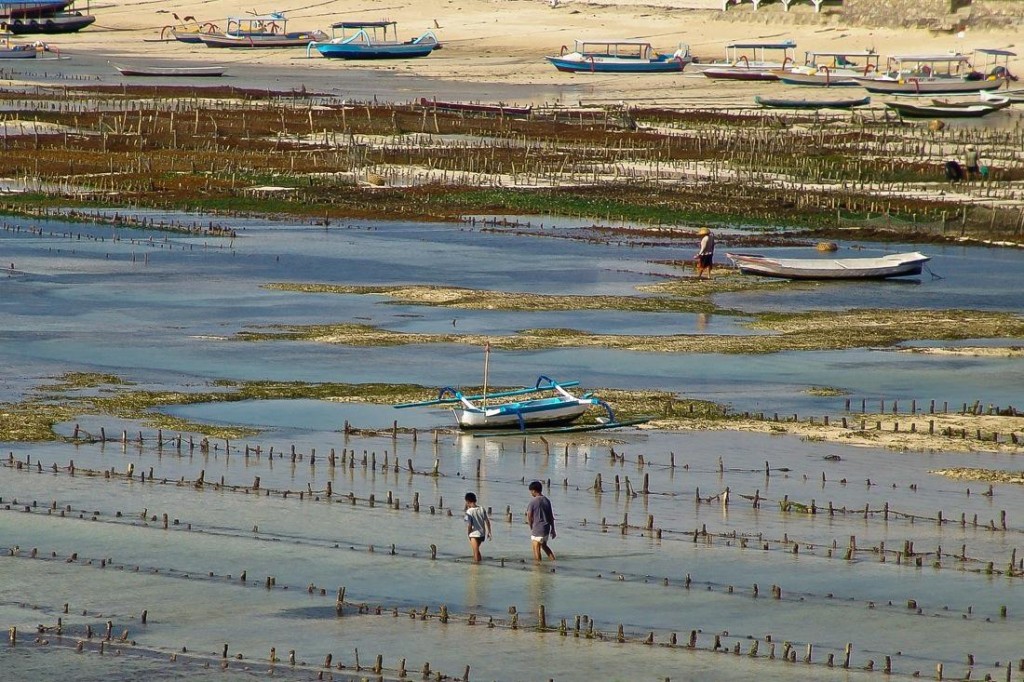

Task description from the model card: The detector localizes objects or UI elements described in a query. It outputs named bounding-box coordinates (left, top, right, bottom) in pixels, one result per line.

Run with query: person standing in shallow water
left=464, top=492, right=492, bottom=562
left=526, top=480, right=556, bottom=561
left=695, top=226, right=715, bottom=279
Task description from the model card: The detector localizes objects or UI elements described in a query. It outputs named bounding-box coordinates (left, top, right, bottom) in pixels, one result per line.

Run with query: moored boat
left=726, top=251, right=931, bottom=280
left=0, top=30, right=50, bottom=57
left=700, top=39, right=796, bottom=81
left=419, top=97, right=531, bottom=116
left=3, top=9, right=92, bottom=33
left=159, top=15, right=220, bottom=44
left=546, top=39, right=690, bottom=73
left=308, top=20, right=438, bottom=59
left=198, top=13, right=327, bottom=48
left=0, top=0, right=71, bottom=17
left=754, top=94, right=871, bottom=109
left=932, top=93, right=1011, bottom=111
left=112, top=63, right=227, bottom=77
left=779, top=50, right=881, bottom=87
left=885, top=100, right=1003, bottom=118
left=853, top=53, right=1007, bottom=95
left=396, top=376, right=611, bottom=430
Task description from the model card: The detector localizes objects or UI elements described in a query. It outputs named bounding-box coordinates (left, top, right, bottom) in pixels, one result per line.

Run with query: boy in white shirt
left=464, top=492, right=492, bottom=562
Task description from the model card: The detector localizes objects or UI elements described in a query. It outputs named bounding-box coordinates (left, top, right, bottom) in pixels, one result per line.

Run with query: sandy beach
left=34, top=0, right=1024, bottom=105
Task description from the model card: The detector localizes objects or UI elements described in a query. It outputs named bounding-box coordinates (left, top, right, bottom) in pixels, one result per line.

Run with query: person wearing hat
left=694, top=226, right=715, bottom=279
left=965, top=145, right=979, bottom=180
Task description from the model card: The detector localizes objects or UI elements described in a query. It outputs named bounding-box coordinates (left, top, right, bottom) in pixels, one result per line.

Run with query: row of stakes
left=5, top=446, right=1024, bottom=581
left=9, top=584, right=1024, bottom=682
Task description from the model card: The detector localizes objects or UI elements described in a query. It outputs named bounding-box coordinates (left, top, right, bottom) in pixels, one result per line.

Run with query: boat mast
left=482, top=342, right=490, bottom=408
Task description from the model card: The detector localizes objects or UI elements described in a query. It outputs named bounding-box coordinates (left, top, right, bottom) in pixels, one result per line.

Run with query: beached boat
left=726, top=252, right=931, bottom=280
left=197, top=13, right=327, bottom=48
left=0, top=31, right=48, bottom=57
left=0, top=0, right=71, bottom=17
left=980, top=90, right=1018, bottom=106
left=112, top=63, right=227, bottom=77
left=546, top=39, right=690, bottom=73
left=4, top=8, right=91, bottom=33
left=853, top=53, right=1008, bottom=95
left=779, top=50, right=881, bottom=87
left=419, top=97, right=532, bottom=116
left=932, top=93, right=1011, bottom=111
left=754, top=94, right=871, bottom=110
left=308, top=20, right=438, bottom=59
left=885, top=100, right=1003, bottom=119
left=159, top=15, right=220, bottom=44
left=396, top=376, right=611, bottom=430
left=700, top=40, right=796, bottom=81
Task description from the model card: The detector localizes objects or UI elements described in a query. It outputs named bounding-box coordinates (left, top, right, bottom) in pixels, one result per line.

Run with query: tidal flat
left=3, top=205, right=1024, bottom=682
left=2, top=75, right=1024, bottom=681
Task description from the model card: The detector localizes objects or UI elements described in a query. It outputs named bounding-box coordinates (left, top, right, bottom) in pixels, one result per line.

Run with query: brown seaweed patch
left=235, top=308, right=1024, bottom=354
left=931, top=468, right=1024, bottom=484
left=263, top=274, right=770, bottom=314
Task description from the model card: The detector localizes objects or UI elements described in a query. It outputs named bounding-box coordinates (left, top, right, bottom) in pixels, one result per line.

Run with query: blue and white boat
left=396, top=376, right=613, bottom=430
left=307, top=20, right=438, bottom=59
left=546, top=39, right=690, bottom=73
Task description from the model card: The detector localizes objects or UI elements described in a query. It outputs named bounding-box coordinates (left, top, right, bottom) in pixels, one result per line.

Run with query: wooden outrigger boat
left=779, top=50, right=881, bottom=87
left=754, top=94, right=870, bottom=110
left=726, top=251, right=930, bottom=280
left=308, top=20, right=438, bottom=59
left=158, top=14, right=220, bottom=44
left=396, top=376, right=610, bottom=430
left=198, top=12, right=327, bottom=48
left=885, top=100, right=1003, bottom=119
left=419, top=97, right=532, bottom=116
left=932, top=93, right=1011, bottom=111
left=853, top=52, right=1008, bottom=95
left=396, top=345, right=646, bottom=432
left=112, top=63, right=227, bottom=77
left=0, top=0, right=71, bottom=17
left=546, top=39, right=690, bottom=73
left=0, top=30, right=52, bottom=58
left=699, top=39, right=796, bottom=81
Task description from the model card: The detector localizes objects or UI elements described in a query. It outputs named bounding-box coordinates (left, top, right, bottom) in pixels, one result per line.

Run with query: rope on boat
left=923, top=262, right=944, bottom=280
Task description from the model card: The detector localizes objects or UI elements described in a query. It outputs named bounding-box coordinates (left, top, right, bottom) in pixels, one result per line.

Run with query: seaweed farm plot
left=4, top=424, right=1024, bottom=681
left=1, top=84, right=1024, bottom=236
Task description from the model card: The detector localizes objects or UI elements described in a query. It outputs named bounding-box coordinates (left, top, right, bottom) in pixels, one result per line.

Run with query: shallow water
left=2, top=211, right=1023, bottom=680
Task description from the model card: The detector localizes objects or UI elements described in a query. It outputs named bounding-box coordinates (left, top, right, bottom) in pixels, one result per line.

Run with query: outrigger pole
left=482, top=341, right=490, bottom=409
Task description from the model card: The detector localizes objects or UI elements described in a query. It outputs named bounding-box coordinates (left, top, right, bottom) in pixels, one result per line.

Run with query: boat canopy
left=803, top=50, right=877, bottom=59
left=571, top=39, right=658, bottom=58
left=889, top=53, right=970, bottom=63
left=973, top=48, right=1016, bottom=57
left=331, top=20, right=398, bottom=29
left=727, top=40, right=796, bottom=50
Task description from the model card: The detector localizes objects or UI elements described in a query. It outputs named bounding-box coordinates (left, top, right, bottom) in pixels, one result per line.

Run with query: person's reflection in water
left=528, top=562, right=555, bottom=610
left=465, top=562, right=489, bottom=610
left=696, top=312, right=711, bottom=333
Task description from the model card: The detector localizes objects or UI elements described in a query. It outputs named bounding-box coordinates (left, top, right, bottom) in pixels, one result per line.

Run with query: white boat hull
left=726, top=252, right=930, bottom=280
left=455, top=398, right=594, bottom=429
left=853, top=76, right=1007, bottom=95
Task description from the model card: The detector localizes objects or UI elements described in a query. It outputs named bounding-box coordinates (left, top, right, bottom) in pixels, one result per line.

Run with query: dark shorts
left=966, top=165, right=979, bottom=174
left=698, top=254, right=713, bottom=267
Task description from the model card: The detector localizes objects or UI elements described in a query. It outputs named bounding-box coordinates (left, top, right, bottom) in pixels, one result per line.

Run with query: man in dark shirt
left=526, top=480, right=556, bottom=561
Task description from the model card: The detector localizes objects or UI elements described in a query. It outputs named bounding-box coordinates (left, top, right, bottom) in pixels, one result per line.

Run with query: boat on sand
left=308, top=20, right=438, bottom=59
left=197, top=12, right=326, bottom=48
left=112, top=63, right=226, bottom=77
left=726, top=252, right=930, bottom=280
left=754, top=95, right=870, bottom=110
left=546, top=39, right=690, bottom=73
